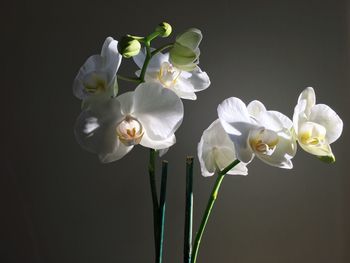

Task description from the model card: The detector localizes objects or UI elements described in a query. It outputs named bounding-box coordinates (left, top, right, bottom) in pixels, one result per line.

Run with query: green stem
left=184, top=157, right=194, bottom=263
left=117, top=74, right=141, bottom=83
left=191, top=159, right=241, bottom=263
left=139, top=41, right=151, bottom=82
left=158, top=160, right=168, bottom=263
left=148, top=149, right=160, bottom=262
left=151, top=43, right=174, bottom=56
left=139, top=31, right=161, bottom=82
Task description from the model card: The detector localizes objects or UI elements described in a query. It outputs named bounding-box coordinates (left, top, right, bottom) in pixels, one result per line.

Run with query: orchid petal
left=140, top=133, right=176, bottom=150
left=119, top=82, right=184, bottom=140
left=309, top=104, right=343, bottom=144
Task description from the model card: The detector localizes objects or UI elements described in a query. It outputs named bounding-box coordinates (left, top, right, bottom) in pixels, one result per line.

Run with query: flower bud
left=176, top=28, right=202, bottom=50
left=118, top=36, right=141, bottom=58
left=169, top=28, right=203, bottom=71
left=155, top=22, right=172, bottom=37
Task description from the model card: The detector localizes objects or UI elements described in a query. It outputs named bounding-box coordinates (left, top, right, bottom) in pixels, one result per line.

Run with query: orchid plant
left=72, top=22, right=343, bottom=263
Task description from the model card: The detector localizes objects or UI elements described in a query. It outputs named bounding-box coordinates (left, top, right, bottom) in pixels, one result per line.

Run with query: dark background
left=2, top=0, right=349, bottom=262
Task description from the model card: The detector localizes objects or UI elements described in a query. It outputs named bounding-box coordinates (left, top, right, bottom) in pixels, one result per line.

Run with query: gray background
left=2, top=0, right=349, bottom=262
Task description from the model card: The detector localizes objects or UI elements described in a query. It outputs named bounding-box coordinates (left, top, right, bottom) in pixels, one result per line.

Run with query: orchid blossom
left=293, top=87, right=343, bottom=161
left=133, top=50, right=210, bottom=100
left=218, top=98, right=297, bottom=168
left=75, top=82, right=184, bottom=163
left=73, top=37, right=122, bottom=103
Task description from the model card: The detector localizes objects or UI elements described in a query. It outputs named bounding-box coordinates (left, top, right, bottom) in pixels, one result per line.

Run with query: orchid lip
left=298, top=121, right=326, bottom=148
left=249, top=128, right=279, bottom=156
left=157, top=62, right=182, bottom=88
left=116, top=115, right=144, bottom=146
left=83, top=74, right=108, bottom=94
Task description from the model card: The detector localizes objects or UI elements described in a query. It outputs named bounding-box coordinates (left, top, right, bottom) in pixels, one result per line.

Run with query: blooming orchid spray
left=73, top=22, right=343, bottom=263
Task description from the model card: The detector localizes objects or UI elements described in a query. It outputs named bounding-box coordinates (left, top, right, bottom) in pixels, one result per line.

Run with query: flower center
left=116, top=116, right=144, bottom=146
left=299, top=121, right=326, bottom=147
left=249, top=128, right=279, bottom=156
left=157, top=62, right=181, bottom=88
left=83, top=73, right=107, bottom=94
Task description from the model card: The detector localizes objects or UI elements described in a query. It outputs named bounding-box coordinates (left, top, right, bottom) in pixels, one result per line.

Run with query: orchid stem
left=158, top=160, right=168, bottom=263
left=148, top=149, right=160, bottom=262
left=184, top=157, right=194, bottom=263
left=151, top=43, right=174, bottom=56
left=191, top=159, right=241, bottom=263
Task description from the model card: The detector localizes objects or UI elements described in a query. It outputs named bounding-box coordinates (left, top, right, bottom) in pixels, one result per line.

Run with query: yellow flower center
left=116, top=116, right=144, bottom=146
left=249, top=128, right=279, bottom=156
left=157, top=62, right=181, bottom=88
left=299, top=122, right=326, bottom=147
left=83, top=73, right=107, bottom=94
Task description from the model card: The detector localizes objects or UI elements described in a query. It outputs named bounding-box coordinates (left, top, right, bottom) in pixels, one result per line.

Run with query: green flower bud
left=156, top=22, right=172, bottom=37
left=317, top=154, right=336, bottom=164
left=169, top=43, right=199, bottom=71
left=169, top=28, right=203, bottom=71
left=118, top=36, right=141, bottom=58
left=176, top=28, right=202, bottom=50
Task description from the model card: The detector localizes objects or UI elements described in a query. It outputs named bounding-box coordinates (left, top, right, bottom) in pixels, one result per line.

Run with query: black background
left=2, top=0, right=350, bottom=262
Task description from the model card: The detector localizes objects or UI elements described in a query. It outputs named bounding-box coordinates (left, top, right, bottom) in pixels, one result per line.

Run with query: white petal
left=173, top=89, right=197, bottom=100
left=117, top=91, right=135, bottom=115
left=172, top=78, right=197, bottom=100
left=226, top=124, right=255, bottom=163
left=140, top=132, right=176, bottom=150
left=73, top=55, right=104, bottom=99
left=214, top=147, right=248, bottom=176
left=293, top=99, right=307, bottom=135
left=226, top=161, right=248, bottom=176
left=247, top=100, right=266, bottom=118
left=269, top=111, right=293, bottom=129
left=255, top=111, right=284, bottom=132
left=308, top=104, right=343, bottom=144
left=217, top=98, right=257, bottom=163
left=99, top=139, right=133, bottom=163
left=297, top=87, right=315, bottom=117
left=217, top=97, right=253, bottom=135
left=133, top=49, right=169, bottom=70
left=100, top=37, right=122, bottom=85
left=131, top=83, right=184, bottom=140
left=74, top=103, right=123, bottom=155
left=198, top=140, right=216, bottom=177
left=198, top=120, right=249, bottom=176
left=247, top=101, right=287, bottom=132
left=183, top=66, right=210, bottom=92
left=197, top=122, right=217, bottom=177
left=158, top=148, right=169, bottom=157
left=299, top=141, right=333, bottom=156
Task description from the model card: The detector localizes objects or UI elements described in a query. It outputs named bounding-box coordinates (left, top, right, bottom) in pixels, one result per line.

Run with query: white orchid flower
left=75, top=82, right=184, bottom=163
left=198, top=119, right=248, bottom=177
left=218, top=98, right=297, bottom=169
left=133, top=50, right=210, bottom=100
left=293, top=87, right=343, bottom=161
left=73, top=37, right=122, bottom=102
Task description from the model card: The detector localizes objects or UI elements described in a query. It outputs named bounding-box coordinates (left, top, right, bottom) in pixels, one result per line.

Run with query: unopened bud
left=156, top=22, right=172, bottom=37
left=118, top=36, right=141, bottom=58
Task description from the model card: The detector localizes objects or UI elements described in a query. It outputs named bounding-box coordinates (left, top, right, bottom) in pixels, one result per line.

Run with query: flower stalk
left=184, top=157, right=194, bottom=263
left=158, top=160, right=168, bottom=262
left=148, top=149, right=160, bottom=261
left=191, top=159, right=241, bottom=263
